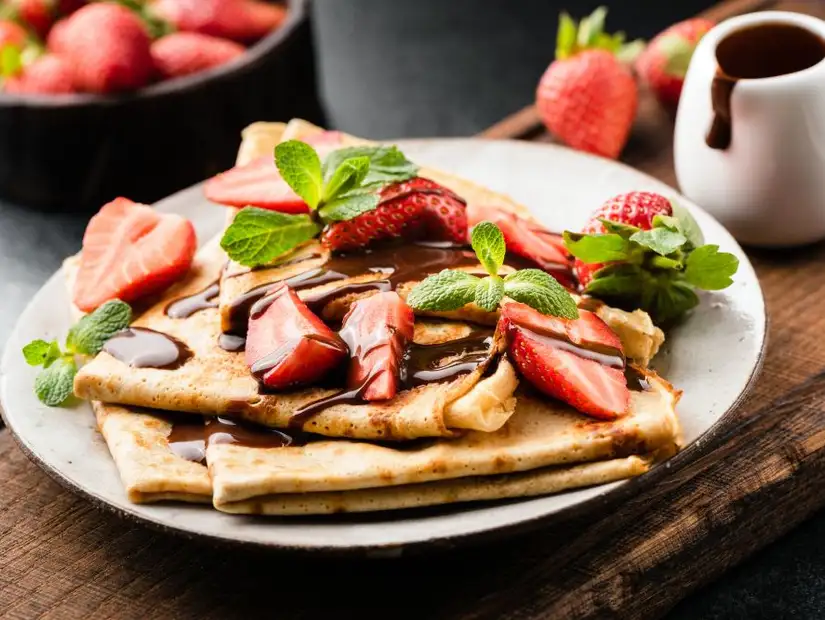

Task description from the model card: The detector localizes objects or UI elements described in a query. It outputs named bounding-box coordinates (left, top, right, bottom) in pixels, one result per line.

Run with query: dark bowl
left=0, top=0, right=324, bottom=211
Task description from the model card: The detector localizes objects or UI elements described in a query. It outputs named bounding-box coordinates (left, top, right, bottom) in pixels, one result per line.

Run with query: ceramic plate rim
left=0, top=138, right=768, bottom=554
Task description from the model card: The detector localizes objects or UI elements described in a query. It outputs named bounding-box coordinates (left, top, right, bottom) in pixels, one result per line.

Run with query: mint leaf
left=650, top=280, right=700, bottom=326
left=684, top=245, right=739, bottom=290
left=318, top=188, right=379, bottom=222
left=221, top=207, right=321, bottom=268
left=323, top=146, right=418, bottom=186
left=503, top=269, right=579, bottom=319
left=274, top=140, right=323, bottom=210
left=599, top=218, right=639, bottom=239
left=322, top=155, right=370, bottom=203
left=23, top=340, right=62, bottom=367
left=474, top=276, right=504, bottom=312
left=584, top=263, right=646, bottom=298
left=470, top=221, right=506, bottom=276
left=34, top=357, right=77, bottom=407
left=652, top=214, right=681, bottom=232
left=407, top=270, right=480, bottom=311
left=671, top=201, right=704, bottom=247
left=630, top=228, right=687, bottom=256
left=66, top=299, right=132, bottom=356
left=563, top=231, right=633, bottom=263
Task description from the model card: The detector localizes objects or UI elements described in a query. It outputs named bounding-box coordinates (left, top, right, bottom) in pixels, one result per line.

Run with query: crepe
left=209, top=374, right=680, bottom=510
left=219, top=120, right=665, bottom=367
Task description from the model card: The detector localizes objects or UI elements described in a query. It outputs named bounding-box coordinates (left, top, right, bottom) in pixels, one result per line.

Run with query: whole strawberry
left=57, top=3, right=153, bottom=93
left=151, top=32, right=245, bottom=79
left=564, top=191, right=740, bottom=326
left=637, top=18, right=715, bottom=109
left=152, top=0, right=286, bottom=43
left=8, top=0, right=54, bottom=38
left=4, top=54, right=75, bottom=94
left=574, top=191, right=673, bottom=287
left=536, top=7, right=642, bottom=159
left=0, top=19, right=28, bottom=48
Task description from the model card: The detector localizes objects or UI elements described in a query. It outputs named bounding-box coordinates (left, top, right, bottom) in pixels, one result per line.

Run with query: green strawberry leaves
left=564, top=201, right=739, bottom=326
left=408, top=221, right=578, bottom=318
left=223, top=141, right=421, bottom=267
left=23, top=300, right=133, bottom=407
left=220, top=207, right=321, bottom=268
left=555, top=6, right=644, bottom=63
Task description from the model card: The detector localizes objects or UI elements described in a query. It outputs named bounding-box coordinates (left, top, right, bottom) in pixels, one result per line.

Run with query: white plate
left=0, top=139, right=766, bottom=554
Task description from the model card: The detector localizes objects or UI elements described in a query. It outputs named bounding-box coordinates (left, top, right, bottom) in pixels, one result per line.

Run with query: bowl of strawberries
left=0, top=0, right=324, bottom=210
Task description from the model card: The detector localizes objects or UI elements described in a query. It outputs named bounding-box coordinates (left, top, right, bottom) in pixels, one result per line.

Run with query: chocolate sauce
left=707, top=22, right=825, bottom=149
left=577, top=297, right=605, bottom=313
left=289, top=385, right=371, bottom=428
left=102, top=327, right=192, bottom=369
left=167, top=422, right=207, bottom=464
left=224, top=250, right=324, bottom=279
left=164, top=281, right=219, bottom=319
left=399, top=328, right=495, bottom=389
left=225, top=241, right=556, bottom=335
left=250, top=333, right=348, bottom=383
left=206, top=416, right=304, bottom=448
left=217, top=332, right=246, bottom=352
left=625, top=366, right=651, bottom=392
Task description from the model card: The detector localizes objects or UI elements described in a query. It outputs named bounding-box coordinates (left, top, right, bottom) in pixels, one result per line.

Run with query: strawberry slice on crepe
left=467, top=204, right=573, bottom=287
left=73, top=198, right=197, bottom=313
left=339, top=292, right=415, bottom=401
left=204, top=131, right=344, bottom=212
left=246, top=283, right=348, bottom=389
left=500, top=302, right=630, bottom=419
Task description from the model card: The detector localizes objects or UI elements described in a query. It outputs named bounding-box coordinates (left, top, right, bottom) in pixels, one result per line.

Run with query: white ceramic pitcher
left=674, top=11, right=825, bottom=247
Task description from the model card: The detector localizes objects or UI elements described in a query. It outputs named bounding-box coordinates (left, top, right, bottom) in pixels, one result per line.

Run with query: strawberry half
left=245, top=283, right=348, bottom=390
left=339, top=291, right=415, bottom=401
left=501, top=302, right=629, bottom=419
left=574, top=191, right=673, bottom=287
left=378, top=177, right=467, bottom=244
left=74, top=198, right=197, bottom=312
left=204, top=131, right=343, bottom=212
left=467, top=204, right=574, bottom=286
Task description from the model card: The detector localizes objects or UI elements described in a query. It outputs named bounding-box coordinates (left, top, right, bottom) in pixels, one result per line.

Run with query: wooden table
left=3, top=0, right=825, bottom=618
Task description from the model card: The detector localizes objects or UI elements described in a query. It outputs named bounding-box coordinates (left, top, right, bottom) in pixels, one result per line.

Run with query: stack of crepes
left=70, top=119, right=682, bottom=515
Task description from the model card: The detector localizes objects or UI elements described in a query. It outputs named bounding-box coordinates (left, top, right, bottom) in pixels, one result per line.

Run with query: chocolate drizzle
left=103, top=327, right=192, bottom=369
left=399, top=328, right=495, bottom=389
left=164, top=281, right=219, bottom=319
left=225, top=241, right=561, bottom=336
left=707, top=22, right=825, bottom=150
left=166, top=421, right=207, bottom=464
left=624, top=366, right=651, bottom=392
left=217, top=333, right=246, bottom=352
left=520, top=325, right=625, bottom=370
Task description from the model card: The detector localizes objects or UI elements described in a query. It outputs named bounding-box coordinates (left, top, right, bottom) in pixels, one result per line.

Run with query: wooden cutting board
left=2, top=0, right=825, bottom=618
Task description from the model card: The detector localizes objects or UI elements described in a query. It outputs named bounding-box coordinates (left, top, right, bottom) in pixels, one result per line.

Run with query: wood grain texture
left=2, top=0, right=825, bottom=618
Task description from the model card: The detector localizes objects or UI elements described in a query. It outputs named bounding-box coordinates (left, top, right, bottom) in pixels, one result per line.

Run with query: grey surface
left=2, top=0, right=825, bottom=616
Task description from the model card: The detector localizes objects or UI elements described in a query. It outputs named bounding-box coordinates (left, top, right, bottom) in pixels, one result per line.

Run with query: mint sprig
left=223, top=141, right=420, bottom=267
left=407, top=221, right=578, bottom=319
left=23, top=299, right=132, bottom=407
left=563, top=202, right=739, bottom=325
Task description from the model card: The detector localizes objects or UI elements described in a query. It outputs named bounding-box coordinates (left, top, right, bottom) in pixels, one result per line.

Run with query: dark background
left=2, top=1, right=824, bottom=617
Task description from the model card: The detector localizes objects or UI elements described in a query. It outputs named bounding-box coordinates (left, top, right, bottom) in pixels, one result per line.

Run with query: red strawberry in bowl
left=637, top=18, right=715, bottom=110
left=573, top=191, right=673, bottom=288
left=151, top=32, right=245, bottom=79
left=74, top=197, right=197, bottom=312
left=0, top=19, right=28, bottom=48
left=339, top=292, right=415, bottom=401
left=500, top=302, right=629, bottom=419
left=536, top=8, right=642, bottom=159
left=467, top=204, right=573, bottom=287
left=4, top=54, right=75, bottom=95
left=152, top=0, right=287, bottom=43
left=245, top=283, right=348, bottom=390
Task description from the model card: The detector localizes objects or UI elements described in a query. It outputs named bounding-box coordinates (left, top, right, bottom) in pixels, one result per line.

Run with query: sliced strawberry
left=73, top=198, right=197, bottom=313
left=339, top=292, right=415, bottom=401
left=204, top=131, right=343, bottom=212
left=320, top=181, right=429, bottom=251
left=245, top=283, right=348, bottom=389
left=467, top=204, right=574, bottom=285
left=500, top=302, right=629, bottom=419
